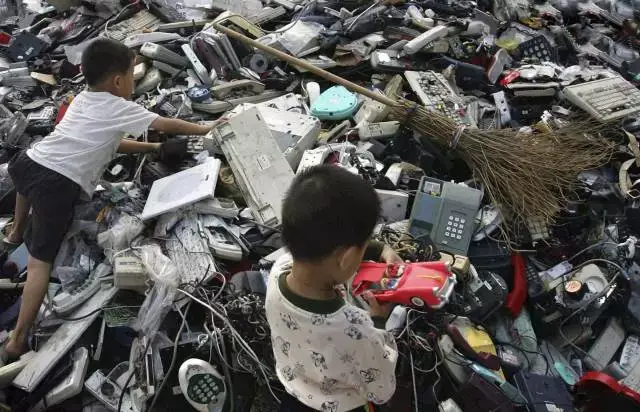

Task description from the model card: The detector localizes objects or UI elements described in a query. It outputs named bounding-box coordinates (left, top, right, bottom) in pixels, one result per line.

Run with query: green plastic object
left=311, top=85, right=359, bottom=120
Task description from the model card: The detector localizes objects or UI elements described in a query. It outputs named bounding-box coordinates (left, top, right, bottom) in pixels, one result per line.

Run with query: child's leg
left=3, top=156, right=80, bottom=358
left=6, top=192, right=30, bottom=243
left=5, top=256, right=50, bottom=357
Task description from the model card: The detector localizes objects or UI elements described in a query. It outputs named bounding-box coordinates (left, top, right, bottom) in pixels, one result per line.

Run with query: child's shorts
left=8, top=151, right=80, bottom=263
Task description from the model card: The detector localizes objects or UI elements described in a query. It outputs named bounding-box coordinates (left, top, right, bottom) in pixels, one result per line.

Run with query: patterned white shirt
left=265, top=253, right=398, bottom=412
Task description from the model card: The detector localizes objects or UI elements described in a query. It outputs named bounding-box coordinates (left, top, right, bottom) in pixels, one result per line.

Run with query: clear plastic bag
left=134, top=283, right=176, bottom=338
left=97, top=213, right=146, bottom=263
left=134, top=242, right=181, bottom=288
left=52, top=233, right=102, bottom=291
left=132, top=242, right=181, bottom=337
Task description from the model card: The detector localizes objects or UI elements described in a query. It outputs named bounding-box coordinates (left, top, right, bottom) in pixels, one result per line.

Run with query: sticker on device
left=257, top=154, right=271, bottom=170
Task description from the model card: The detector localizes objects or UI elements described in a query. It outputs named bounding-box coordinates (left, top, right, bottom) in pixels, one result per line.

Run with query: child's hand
left=159, top=138, right=188, bottom=161
left=210, top=116, right=228, bottom=129
left=380, top=245, right=403, bottom=264
left=363, top=291, right=393, bottom=319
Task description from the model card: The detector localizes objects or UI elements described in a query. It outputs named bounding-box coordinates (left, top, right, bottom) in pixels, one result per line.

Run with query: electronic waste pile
left=4, top=0, right=640, bottom=411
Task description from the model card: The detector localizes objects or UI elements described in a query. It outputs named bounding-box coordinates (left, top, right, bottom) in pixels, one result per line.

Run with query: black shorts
left=8, top=151, right=80, bottom=263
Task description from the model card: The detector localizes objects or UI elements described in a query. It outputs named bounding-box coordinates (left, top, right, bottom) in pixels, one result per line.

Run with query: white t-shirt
left=266, top=253, right=398, bottom=412
left=27, top=91, right=159, bottom=199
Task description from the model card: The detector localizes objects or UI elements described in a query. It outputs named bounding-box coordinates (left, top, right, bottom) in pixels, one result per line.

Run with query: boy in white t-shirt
left=2, top=38, right=215, bottom=360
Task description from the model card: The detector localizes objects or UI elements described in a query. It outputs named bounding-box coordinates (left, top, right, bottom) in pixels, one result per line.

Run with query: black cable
left=53, top=307, right=102, bottom=321
left=148, top=301, right=192, bottom=411
left=117, top=335, right=155, bottom=412
left=494, top=339, right=550, bottom=376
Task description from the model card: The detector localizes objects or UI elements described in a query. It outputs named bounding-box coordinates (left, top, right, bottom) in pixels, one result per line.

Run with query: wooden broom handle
left=211, top=23, right=400, bottom=108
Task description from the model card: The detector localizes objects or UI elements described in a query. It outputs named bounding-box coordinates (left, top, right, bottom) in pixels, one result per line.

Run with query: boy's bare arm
left=150, top=117, right=212, bottom=135
left=118, top=139, right=161, bottom=154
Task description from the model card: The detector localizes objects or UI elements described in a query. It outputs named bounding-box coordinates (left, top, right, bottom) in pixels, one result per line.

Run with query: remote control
left=140, top=42, right=188, bottom=68
left=403, top=25, right=449, bottom=55
left=178, top=359, right=226, bottom=412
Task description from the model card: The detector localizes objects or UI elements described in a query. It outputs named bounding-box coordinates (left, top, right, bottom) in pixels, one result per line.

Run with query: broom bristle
left=389, top=97, right=615, bottom=231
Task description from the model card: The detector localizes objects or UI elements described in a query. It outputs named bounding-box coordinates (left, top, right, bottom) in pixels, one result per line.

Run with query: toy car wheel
left=410, top=297, right=425, bottom=307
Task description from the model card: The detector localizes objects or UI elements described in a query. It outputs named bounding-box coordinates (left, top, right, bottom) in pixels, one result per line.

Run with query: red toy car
left=352, top=261, right=457, bottom=309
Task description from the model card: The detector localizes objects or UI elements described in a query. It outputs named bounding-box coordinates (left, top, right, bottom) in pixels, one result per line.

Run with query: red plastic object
left=500, top=70, right=520, bottom=86
left=574, top=372, right=640, bottom=411
left=504, top=253, right=527, bottom=317
left=55, top=99, right=71, bottom=124
left=0, top=31, right=12, bottom=47
left=352, top=261, right=456, bottom=309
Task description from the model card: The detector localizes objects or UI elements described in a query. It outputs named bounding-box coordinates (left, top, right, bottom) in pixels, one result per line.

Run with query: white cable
left=133, top=154, right=147, bottom=185
left=177, top=288, right=281, bottom=403
left=198, top=287, right=236, bottom=412
left=149, top=301, right=191, bottom=411
left=566, top=241, right=619, bottom=262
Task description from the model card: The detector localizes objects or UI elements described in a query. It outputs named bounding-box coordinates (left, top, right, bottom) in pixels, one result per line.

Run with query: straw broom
left=212, top=23, right=615, bottom=228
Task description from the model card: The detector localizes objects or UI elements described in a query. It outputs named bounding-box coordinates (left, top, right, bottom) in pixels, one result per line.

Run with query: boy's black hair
left=282, top=165, right=380, bottom=261
left=81, top=39, right=135, bottom=86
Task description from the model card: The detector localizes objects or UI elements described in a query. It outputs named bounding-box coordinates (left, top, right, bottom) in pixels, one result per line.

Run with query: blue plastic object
left=187, top=86, right=211, bottom=103
left=310, top=86, right=359, bottom=120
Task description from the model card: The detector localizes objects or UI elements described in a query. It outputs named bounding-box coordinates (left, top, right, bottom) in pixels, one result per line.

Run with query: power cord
left=177, top=288, right=281, bottom=403
left=148, top=301, right=192, bottom=411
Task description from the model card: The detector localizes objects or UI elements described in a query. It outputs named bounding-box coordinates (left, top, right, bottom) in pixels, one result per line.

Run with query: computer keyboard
left=187, top=136, right=204, bottom=153
left=563, top=76, right=640, bottom=122
left=166, top=214, right=217, bottom=285
left=105, top=10, right=162, bottom=42
left=404, top=71, right=476, bottom=127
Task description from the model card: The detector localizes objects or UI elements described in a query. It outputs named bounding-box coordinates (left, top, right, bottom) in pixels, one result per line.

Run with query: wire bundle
left=373, top=226, right=437, bottom=262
